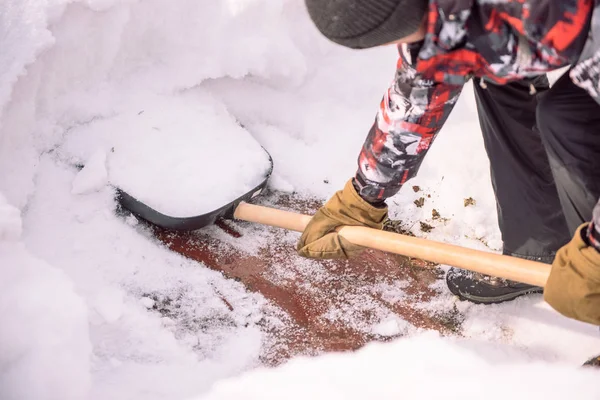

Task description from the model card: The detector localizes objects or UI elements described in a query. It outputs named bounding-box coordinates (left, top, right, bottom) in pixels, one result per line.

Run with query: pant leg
left=473, top=76, right=571, bottom=263
left=537, top=70, right=600, bottom=234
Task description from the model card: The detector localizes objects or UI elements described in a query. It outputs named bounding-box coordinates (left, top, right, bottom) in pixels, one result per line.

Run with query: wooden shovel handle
left=233, top=202, right=551, bottom=288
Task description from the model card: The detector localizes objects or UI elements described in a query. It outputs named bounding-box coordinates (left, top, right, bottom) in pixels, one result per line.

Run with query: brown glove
left=544, top=223, right=600, bottom=325
left=296, top=179, right=388, bottom=259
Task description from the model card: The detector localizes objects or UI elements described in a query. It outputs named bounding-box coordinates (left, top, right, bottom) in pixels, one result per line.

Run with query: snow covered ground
left=1, top=1, right=599, bottom=399
left=200, top=332, right=600, bottom=400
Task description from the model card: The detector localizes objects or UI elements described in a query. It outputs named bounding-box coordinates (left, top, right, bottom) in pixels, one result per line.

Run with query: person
left=297, top=0, right=600, bottom=332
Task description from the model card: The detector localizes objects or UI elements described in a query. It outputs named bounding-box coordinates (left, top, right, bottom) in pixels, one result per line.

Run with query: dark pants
left=472, top=72, right=600, bottom=264
left=536, top=72, right=600, bottom=234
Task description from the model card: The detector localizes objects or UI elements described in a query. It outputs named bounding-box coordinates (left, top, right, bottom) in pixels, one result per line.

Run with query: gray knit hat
left=305, top=0, right=427, bottom=49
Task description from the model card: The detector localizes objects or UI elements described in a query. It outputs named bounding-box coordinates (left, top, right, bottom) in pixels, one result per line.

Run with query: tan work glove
left=544, top=223, right=600, bottom=325
left=296, top=179, right=388, bottom=259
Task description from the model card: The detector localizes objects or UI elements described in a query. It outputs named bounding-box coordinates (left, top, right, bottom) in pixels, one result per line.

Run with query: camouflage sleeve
left=570, top=2, right=600, bottom=104
left=353, top=43, right=463, bottom=203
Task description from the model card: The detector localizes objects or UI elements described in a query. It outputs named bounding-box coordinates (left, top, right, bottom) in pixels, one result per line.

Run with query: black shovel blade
left=116, top=151, right=273, bottom=231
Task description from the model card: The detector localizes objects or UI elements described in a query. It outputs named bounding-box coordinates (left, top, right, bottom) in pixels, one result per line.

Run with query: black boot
left=445, top=267, right=543, bottom=304
left=583, top=355, right=600, bottom=368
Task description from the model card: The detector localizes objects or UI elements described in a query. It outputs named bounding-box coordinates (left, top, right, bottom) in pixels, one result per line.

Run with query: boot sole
left=448, top=284, right=543, bottom=305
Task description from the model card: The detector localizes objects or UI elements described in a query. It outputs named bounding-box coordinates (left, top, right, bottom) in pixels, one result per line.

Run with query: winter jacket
left=353, top=0, right=600, bottom=250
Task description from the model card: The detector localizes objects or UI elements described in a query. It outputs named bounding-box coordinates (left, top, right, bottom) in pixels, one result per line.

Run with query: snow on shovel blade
left=117, top=152, right=273, bottom=231
left=57, top=94, right=274, bottom=231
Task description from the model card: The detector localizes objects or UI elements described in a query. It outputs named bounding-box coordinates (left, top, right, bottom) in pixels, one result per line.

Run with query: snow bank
left=200, top=332, right=600, bottom=400
left=0, top=0, right=321, bottom=209
left=0, top=193, right=92, bottom=400
left=0, top=1, right=324, bottom=398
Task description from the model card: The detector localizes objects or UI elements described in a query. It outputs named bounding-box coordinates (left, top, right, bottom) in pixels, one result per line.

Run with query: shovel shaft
left=234, top=201, right=313, bottom=232
left=233, top=202, right=551, bottom=287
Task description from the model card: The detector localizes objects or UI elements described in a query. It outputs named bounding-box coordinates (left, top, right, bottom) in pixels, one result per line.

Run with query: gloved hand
left=296, top=178, right=388, bottom=259
left=544, top=223, right=600, bottom=325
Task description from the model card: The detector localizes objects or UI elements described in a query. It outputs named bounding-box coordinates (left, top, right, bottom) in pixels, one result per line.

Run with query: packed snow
left=0, top=1, right=599, bottom=400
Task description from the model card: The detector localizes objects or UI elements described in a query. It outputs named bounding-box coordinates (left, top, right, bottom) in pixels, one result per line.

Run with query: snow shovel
left=116, top=157, right=550, bottom=288
left=116, top=152, right=273, bottom=231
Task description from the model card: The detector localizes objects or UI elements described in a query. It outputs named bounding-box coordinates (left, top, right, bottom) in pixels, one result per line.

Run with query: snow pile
left=19, top=156, right=271, bottom=400
left=0, top=0, right=323, bottom=210
left=71, top=149, right=109, bottom=195
left=200, top=332, right=600, bottom=400
left=0, top=1, right=321, bottom=397
left=0, top=194, right=92, bottom=400
left=203, top=45, right=397, bottom=197
left=59, top=93, right=271, bottom=216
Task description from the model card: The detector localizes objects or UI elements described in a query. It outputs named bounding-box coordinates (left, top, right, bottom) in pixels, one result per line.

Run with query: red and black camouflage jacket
left=353, top=0, right=600, bottom=245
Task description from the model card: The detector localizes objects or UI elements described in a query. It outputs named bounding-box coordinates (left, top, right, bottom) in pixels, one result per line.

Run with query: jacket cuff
left=588, top=201, right=600, bottom=252
left=352, top=173, right=400, bottom=207
left=587, top=222, right=600, bottom=253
